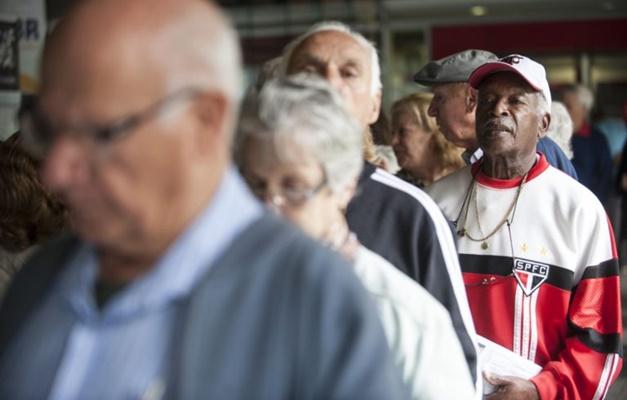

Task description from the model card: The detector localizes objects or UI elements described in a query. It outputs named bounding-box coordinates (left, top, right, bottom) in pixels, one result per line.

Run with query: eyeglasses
left=246, top=173, right=328, bottom=208
left=19, top=87, right=202, bottom=157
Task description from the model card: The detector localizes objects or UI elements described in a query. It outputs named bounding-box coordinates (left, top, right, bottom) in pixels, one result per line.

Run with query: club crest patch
left=513, top=258, right=549, bottom=296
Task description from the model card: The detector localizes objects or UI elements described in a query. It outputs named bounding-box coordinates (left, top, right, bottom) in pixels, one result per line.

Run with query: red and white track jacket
left=428, top=154, right=623, bottom=400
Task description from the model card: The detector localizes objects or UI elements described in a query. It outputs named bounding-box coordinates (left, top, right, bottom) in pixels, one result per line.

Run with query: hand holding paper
left=477, top=335, right=542, bottom=397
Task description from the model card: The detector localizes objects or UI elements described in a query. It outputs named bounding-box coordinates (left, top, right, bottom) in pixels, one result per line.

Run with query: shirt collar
left=471, top=153, right=549, bottom=189
left=59, top=166, right=262, bottom=322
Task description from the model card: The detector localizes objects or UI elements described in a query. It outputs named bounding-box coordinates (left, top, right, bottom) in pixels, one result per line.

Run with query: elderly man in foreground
left=0, top=1, right=409, bottom=398
left=427, top=55, right=622, bottom=399
left=279, top=22, right=479, bottom=389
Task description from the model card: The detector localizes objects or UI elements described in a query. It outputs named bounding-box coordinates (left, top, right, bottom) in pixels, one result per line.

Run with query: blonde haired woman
left=391, top=93, right=465, bottom=187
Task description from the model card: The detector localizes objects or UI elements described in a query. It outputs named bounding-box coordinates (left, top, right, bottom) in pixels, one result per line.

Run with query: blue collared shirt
left=0, top=167, right=262, bottom=400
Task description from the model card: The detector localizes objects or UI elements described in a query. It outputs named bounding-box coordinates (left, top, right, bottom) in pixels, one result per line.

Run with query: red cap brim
left=468, top=62, right=542, bottom=92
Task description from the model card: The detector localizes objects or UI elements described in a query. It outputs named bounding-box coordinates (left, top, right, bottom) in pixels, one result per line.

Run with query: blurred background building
left=0, top=0, right=621, bottom=126
left=209, top=0, right=627, bottom=113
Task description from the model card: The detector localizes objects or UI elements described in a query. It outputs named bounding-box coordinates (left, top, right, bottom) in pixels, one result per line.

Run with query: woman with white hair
left=561, top=84, right=612, bottom=204
left=234, top=76, right=475, bottom=400
left=545, top=101, right=574, bottom=159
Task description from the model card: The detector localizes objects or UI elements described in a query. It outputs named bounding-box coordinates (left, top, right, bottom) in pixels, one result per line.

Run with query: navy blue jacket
left=537, top=136, right=578, bottom=180
left=571, top=127, right=613, bottom=206
left=347, top=162, right=478, bottom=384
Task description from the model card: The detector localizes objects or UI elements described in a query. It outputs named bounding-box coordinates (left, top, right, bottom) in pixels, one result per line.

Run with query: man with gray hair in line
left=0, top=1, right=410, bottom=398
left=428, top=54, right=622, bottom=399
left=561, top=84, right=613, bottom=206
left=279, top=21, right=481, bottom=393
left=414, top=49, right=578, bottom=180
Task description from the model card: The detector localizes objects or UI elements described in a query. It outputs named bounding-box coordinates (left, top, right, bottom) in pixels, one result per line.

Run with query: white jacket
left=353, top=245, right=476, bottom=400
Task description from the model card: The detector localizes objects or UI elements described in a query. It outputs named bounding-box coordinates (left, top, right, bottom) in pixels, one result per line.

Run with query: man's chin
left=480, top=138, right=516, bottom=156
left=440, top=128, right=463, bottom=147
left=72, top=216, right=121, bottom=246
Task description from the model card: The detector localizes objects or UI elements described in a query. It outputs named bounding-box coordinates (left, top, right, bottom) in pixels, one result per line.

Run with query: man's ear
left=538, top=112, right=551, bottom=138
left=465, top=86, right=478, bottom=114
left=189, top=91, right=228, bottom=156
left=367, top=89, right=383, bottom=125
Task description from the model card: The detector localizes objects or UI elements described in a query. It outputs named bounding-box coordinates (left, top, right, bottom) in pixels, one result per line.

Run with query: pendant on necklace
left=481, top=242, right=488, bottom=250
left=457, top=228, right=466, bottom=237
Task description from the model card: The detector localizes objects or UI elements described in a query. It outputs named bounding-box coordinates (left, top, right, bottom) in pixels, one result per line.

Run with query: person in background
left=0, top=1, right=409, bottom=398
left=595, top=109, right=627, bottom=166
left=279, top=21, right=479, bottom=389
left=391, top=92, right=465, bottom=187
left=235, top=75, right=474, bottom=400
left=428, top=54, right=622, bottom=400
left=371, top=110, right=401, bottom=173
left=374, top=144, right=401, bottom=174
left=414, top=49, right=578, bottom=180
left=0, top=132, right=68, bottom=300
left=561, top=84, right=612, bottom=205
left=544, top=101, right=573, bottom=159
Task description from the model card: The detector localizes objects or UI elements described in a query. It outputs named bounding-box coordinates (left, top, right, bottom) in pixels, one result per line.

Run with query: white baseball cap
left=468, top=54, right=552, bottom=105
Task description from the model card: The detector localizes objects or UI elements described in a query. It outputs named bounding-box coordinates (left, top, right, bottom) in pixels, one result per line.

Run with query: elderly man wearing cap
left=415, top=49, right=577, bottom=179
left=279, top=21, right=480, bottom=391
left=428, top=54, right=623, bottom=399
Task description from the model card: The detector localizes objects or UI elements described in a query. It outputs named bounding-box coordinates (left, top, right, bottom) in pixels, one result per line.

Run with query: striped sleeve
left=531, top=220, right=623, bottom=400
left=371, top=170, right=481, bottom=395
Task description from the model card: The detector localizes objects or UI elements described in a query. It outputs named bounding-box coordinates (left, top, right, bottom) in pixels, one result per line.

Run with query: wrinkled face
left=240, top=136, right=340, bottom=240
left=562, top=91, right=586, bottom=133
left=391, top=110, right=433, bottom=170
left=36, top=52, right=211, bottom=255
left=428, top=83, right=474, bottom=148
left=476, top=72, right=547, bottom=160
left=287, top=30, right=381, bottom=129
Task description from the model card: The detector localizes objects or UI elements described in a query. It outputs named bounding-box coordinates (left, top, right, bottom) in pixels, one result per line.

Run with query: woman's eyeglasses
left=246, top=173, right=328, bottom=208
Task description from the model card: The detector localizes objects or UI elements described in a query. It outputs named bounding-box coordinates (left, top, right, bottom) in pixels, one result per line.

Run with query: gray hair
left=161, top=6, right=243, bottom=136
left=235, top=75, right=363, bottom=193
left=279, top=21, right=382, bottom=97
left=253, top=56, right=283, bottom=94
left=537, top=92, right=551, bottom=117
left=545, top=101, right=573, bottom=159
left=562, top=84, right=594, bottom=114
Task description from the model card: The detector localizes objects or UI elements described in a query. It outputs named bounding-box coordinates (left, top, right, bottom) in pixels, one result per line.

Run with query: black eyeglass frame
left=19, top=87, right=203, bottom=157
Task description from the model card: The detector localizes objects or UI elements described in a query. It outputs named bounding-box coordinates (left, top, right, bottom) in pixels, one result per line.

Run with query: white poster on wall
left=0, top=0, right=45, bottom=140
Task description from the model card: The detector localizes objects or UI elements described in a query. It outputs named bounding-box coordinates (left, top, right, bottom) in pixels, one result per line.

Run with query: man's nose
left=427, top=101, right=437, bottom=117
left=489, top=98, right=510, bottom=116
left=322, top=66, right=346, bottom=93
left=41, top=135, right=89, bottom=193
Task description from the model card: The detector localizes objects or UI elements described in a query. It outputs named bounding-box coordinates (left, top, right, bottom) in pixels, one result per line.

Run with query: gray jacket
left=0, top=214, right=410, bottom=399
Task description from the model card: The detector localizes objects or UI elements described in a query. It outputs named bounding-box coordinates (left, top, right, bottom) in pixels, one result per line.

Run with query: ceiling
left=46, top=0, right=627, bottom=27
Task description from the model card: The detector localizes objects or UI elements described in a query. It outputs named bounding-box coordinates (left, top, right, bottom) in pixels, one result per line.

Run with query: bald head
left=42, top=0, right=241, bottom=124
left=35, top=0, right=245, bottom=266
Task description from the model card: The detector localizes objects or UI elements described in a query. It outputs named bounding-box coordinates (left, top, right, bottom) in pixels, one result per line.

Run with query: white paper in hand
left=477, top=335, right=542, bottom=395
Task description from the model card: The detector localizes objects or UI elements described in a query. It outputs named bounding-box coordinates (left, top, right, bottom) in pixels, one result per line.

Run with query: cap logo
left=501, top=55, right=523, bottom=65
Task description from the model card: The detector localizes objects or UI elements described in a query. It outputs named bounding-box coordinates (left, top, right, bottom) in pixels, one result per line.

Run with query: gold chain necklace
left=458, top=171, right=529, bottom=250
